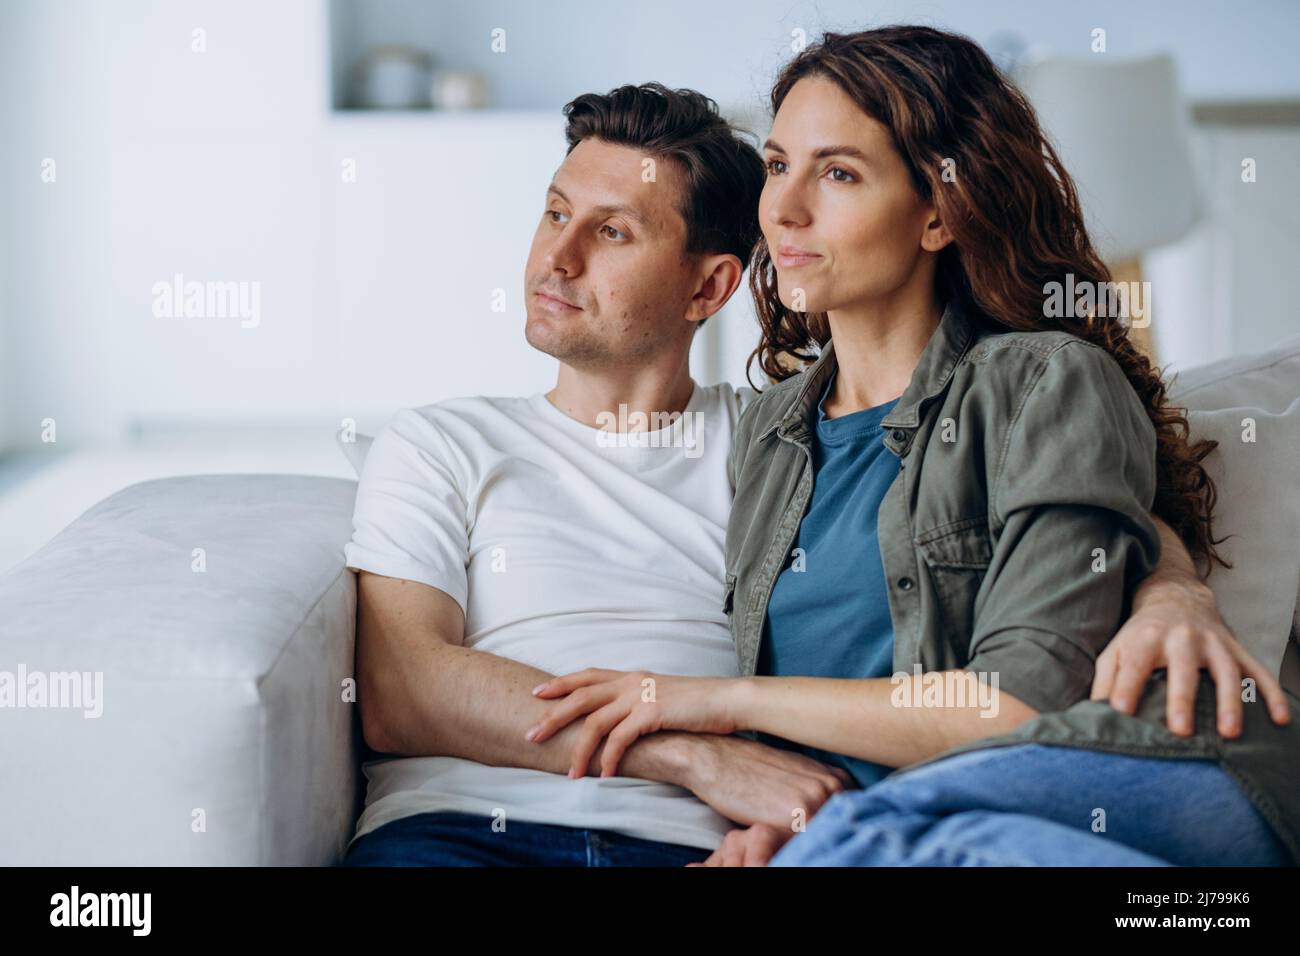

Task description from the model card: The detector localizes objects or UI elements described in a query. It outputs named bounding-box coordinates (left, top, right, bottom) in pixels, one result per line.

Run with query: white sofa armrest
left=0, top=474, right=362, bottom=865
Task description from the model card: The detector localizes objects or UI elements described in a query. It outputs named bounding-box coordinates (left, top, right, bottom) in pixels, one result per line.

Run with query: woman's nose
left=766, top=179, right=810, bottom=229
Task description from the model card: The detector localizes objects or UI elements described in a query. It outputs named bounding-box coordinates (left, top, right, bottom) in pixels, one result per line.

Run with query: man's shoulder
left=362, top=396, right=537, bottom=480
left=388, top=395, right=532, bottom=440
left=407, top=393, right=532, bottom=422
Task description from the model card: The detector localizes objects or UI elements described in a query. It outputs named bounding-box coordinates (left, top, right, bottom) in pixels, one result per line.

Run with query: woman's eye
left=827, top=166, right=856, bottom=183
left=765, top=159, right=787, bottom=175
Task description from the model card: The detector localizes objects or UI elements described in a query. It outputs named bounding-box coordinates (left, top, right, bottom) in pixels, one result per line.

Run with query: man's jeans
left=341, top=811, right=711, bottom=867
left=771, top=743, right=1291, bottom=867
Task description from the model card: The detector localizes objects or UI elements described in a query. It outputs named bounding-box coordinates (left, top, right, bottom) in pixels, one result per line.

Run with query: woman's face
left=759, top=75, right=941, bottom=316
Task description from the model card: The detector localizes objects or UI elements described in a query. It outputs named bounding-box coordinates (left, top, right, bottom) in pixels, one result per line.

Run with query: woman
left=527, top=26, right=1299, bottom=866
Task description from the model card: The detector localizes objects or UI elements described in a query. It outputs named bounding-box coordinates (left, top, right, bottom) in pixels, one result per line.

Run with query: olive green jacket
left=724, top=296, right=1300, bottom=864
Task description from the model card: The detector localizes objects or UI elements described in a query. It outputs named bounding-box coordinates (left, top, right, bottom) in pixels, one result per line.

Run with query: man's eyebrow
left=762, top=138, right=875, bottom=165
left=545, top=183, right=651, bottom=228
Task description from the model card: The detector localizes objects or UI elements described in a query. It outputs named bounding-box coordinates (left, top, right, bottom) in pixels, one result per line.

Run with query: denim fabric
left=770, top=743, right=1290, bottom=867
left=341, top=811, right=710, bottom=867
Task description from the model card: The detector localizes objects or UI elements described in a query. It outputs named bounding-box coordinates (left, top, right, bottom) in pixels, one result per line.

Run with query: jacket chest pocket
left=915, top=516, right=992, bottom=624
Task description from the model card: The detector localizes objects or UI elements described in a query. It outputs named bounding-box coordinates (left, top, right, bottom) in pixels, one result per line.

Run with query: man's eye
left=547, top=209, right=569, bottom=224
left=765, top=159, right=787, bottom=175
left=601, top=225, right=627, bottom=240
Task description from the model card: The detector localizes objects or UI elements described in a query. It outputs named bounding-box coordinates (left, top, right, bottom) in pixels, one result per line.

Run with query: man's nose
left=545, top=228, right=584, bottom=278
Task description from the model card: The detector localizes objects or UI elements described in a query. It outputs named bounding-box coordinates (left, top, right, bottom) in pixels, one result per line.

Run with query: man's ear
left=685, top=253, right=743, bottom=325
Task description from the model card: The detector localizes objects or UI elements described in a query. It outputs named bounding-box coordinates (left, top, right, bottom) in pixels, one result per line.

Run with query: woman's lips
left=775, top=246, right=822, bottom=268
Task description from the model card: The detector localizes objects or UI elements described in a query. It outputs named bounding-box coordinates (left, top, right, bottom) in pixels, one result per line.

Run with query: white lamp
left=1019, top=53, right=1202, bottom=357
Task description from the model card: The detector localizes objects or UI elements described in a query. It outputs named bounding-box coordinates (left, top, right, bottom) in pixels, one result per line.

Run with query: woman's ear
left=920, top=208, right=954, bottom=253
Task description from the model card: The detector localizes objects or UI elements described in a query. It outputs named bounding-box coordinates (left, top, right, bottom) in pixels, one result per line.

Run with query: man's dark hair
left=561, top=82, right=766, bottom=272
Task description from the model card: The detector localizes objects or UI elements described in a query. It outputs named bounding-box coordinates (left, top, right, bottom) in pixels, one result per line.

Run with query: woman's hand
left=527, top=669, right=743, bottom=779
left=1091, top=579, right=1291, bottom=737
left=687, top=824, right=791, bottom=867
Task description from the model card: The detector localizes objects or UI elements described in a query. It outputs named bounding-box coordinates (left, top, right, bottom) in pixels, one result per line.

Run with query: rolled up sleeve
left=964, top=341, right=1162, bottom=715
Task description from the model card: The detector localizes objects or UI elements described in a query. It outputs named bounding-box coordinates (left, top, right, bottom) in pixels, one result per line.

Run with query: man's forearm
left=371, top=640, right=694, bottom=784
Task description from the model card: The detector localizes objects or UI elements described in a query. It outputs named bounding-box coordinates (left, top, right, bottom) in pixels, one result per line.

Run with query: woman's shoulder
left=733, top=362, right=820, bottom=437
left=964, top=327, right=1114, bottom=371
left=959, top=327, right=1139, bottom=410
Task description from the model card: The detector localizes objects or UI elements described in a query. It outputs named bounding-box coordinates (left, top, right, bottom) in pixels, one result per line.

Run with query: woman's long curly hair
left=748, top=25, right=1224, bottom=571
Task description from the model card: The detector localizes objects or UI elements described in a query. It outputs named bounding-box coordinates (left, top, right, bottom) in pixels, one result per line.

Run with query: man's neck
left=544, top=361, right=697, bottom=431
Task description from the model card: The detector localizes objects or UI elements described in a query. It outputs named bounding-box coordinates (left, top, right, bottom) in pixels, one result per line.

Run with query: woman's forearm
left=1132, top=515, right=1214, bottom=611
left=726, top=671, right=1039, bottom=768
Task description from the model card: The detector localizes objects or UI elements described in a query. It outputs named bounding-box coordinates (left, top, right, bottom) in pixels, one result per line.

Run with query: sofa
left=1, top=335, right=1297, bottom=865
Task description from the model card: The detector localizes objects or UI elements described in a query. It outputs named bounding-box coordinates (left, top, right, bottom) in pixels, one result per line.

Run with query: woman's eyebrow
left=763, top=138, right=874, bottom=165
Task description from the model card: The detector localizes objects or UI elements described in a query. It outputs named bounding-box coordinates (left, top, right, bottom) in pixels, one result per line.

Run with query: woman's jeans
left=342, top=811, right=710, bottom=867
left=771, top=743, right=1290, bottom=866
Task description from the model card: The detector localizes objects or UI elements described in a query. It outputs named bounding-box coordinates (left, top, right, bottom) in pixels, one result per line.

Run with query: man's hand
left=1093, top=574, right=1291, bottom=737
left=665, top=733, right=852, bottom=832
left=688, top=824, right=791, bottom=867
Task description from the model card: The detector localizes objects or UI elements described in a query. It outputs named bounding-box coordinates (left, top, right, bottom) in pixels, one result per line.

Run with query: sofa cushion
left=1171, top=333, right=1300, bottom=414
left=1178, top=401, right=1300, bottom=679
left=1170, top=336, right=1300, bottom=683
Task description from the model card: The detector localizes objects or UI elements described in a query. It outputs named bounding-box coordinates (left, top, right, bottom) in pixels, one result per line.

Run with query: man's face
left=524, top=137, right=696, bottom=368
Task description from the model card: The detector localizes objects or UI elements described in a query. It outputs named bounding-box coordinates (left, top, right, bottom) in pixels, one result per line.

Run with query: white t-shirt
left=344, top=382, right=753, bottom=852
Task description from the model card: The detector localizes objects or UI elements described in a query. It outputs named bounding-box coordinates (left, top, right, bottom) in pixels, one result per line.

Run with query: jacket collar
left=759, top=297, right=975, bottom=451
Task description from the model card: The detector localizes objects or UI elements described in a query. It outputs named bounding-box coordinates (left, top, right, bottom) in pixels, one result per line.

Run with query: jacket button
left=891, top=429, right=906, bottom=442
left=898, top=577, right=914, bottom=591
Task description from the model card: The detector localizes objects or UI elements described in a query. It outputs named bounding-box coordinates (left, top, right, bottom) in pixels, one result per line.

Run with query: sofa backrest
left=1170, top=333, right=1300, bottom=691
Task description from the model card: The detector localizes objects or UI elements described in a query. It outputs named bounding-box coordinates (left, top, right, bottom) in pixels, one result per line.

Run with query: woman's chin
left=778, top=288, right=822, bottom=314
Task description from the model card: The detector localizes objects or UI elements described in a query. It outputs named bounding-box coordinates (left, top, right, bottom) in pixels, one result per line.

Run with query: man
left=340, top=83, right=1277, bottom=867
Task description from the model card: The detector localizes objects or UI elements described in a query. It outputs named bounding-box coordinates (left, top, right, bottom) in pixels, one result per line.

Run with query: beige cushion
left=1171, top=335, right=1300, bottom=681
left=1172, top=333, right=1300, bottom=414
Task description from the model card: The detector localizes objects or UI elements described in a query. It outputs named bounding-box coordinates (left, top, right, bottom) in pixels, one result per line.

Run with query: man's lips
left=776, top=244, right=822, bottom=268
left=535, top=290, right=582, bottom=311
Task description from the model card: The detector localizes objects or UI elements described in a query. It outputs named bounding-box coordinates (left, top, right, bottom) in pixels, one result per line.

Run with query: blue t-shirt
left=757, top=371, right=901, bottom=788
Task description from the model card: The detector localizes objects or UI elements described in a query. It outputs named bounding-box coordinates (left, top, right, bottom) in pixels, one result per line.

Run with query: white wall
left=2, top=0, right=565, bottom=449
left=1148, top=126, right=1300, bottom=373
